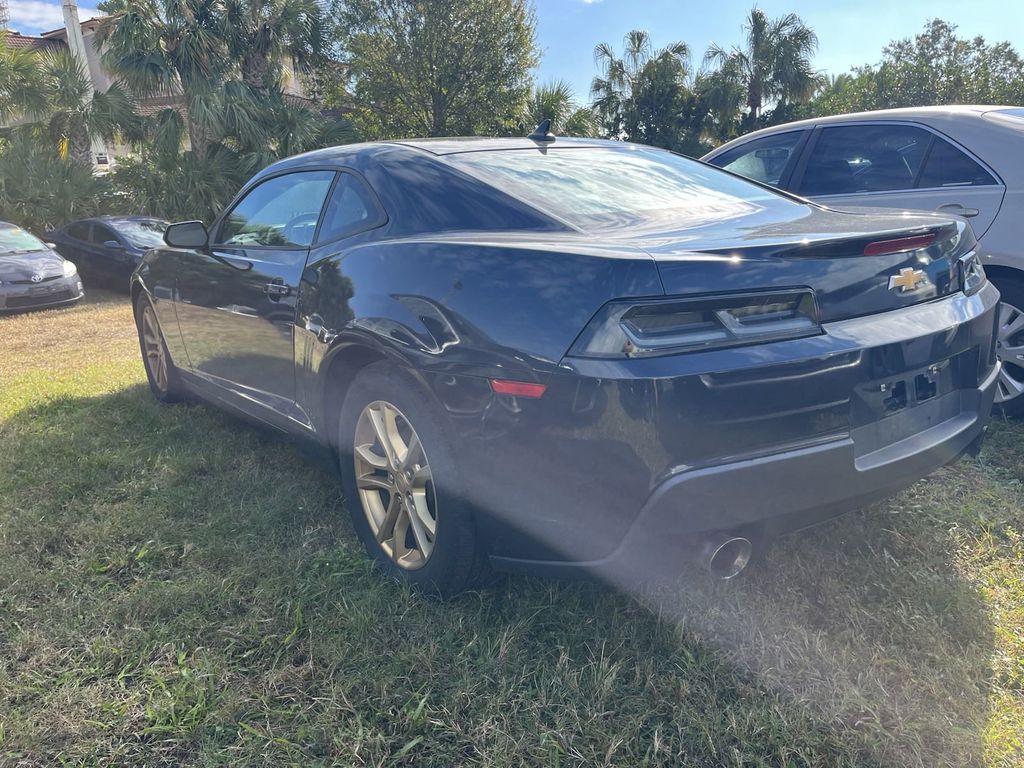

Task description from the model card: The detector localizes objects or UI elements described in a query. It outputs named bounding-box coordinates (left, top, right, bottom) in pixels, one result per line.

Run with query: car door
left=57, top=221, right=95, bottom=275
left=88, top=222, right=133, bottom=283
left=173, top=169, right=336, bottom=424
left=790, top=122, right=1006, bottom=237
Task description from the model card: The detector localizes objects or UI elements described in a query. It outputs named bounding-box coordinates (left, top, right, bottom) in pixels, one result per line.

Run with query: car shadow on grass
left=0, top=384, right=1012, bottom=767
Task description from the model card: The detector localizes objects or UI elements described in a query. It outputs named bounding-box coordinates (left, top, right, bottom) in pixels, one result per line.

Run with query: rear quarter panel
left=295, top=233, right=664, bottom=435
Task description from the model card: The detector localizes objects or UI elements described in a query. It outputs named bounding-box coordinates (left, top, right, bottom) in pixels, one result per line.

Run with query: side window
left=798, top=124, right=932, bottom=196
left=316, top=173, right=384, bottom=243
left=711, top=131, right=805, bottom=187
left=89, top=225, right=116, bottom=245
left=918, top=139, right=997, bottom=188
left=67, top=222, right=91, bottom=241
left=218, top=170, right=335, bottom=247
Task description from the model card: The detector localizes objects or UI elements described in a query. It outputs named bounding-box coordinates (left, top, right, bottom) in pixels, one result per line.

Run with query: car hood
left=620, top=202, right=971, bottom=323
left=0, top=248, right=66, bottom=281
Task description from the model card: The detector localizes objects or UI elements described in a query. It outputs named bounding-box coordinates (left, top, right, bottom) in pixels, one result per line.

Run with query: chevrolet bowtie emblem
left=888, top=267, right=928, bottom=293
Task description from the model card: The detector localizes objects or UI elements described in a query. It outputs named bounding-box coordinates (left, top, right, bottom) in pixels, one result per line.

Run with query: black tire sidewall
left=134, top=295, right=183, bottom=403
left=337, top=362, right=484, bottom=596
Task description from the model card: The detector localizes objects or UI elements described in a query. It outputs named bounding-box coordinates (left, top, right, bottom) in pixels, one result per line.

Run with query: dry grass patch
left=0, top=291, right=1021, bottom=766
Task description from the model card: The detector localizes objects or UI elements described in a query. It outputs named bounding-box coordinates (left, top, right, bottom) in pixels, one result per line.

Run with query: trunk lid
left=630, top=204, right=969, bottom=323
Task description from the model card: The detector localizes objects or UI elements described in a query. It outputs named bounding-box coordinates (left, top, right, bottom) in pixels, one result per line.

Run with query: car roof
left=704, top=105, right=1018, bottom=158
left=274, top=136, right=632, bottom=167
left=383, top=136, right=614, bottom=155
left=94, top=215, right=166, bottom=224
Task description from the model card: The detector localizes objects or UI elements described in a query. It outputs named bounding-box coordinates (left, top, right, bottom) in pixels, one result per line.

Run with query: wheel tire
left=337, top=361, right=488, bottom=597
left=134, top=295, right=185, bottom=403
left=991, top=274, right=1024, bottom=418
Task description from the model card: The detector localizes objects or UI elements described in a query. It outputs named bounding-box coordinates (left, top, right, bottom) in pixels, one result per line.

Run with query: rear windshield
left=445, top=145, right=796, bottom=232
left=0, top=225, right=47, bottom=255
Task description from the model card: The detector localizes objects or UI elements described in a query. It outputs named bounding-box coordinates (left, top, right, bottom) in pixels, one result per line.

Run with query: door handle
left=937, top=203, right=980, bottom=218
left=264, top=280, right=291, bottom=299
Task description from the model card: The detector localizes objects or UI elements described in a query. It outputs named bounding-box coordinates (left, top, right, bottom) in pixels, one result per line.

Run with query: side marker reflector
left=489, top=379, right=547, bottom=398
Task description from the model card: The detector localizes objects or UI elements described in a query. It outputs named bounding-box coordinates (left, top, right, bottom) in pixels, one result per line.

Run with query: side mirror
left=103, top=240, right=125, bottom=250
left=164, top=220, right=209, bottom=249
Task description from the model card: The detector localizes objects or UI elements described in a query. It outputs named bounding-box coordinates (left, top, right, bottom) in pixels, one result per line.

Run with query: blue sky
left=8, top=0, right=1023, bottom=104
left=536, top=0, right=1024, bottom=101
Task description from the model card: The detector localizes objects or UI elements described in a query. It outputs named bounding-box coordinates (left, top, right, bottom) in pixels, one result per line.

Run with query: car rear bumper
left=448, top=283, right=1000, bottom=576
left=566, top=361, right=995, bottom=579
left=0, top=277, right=84, bottom=312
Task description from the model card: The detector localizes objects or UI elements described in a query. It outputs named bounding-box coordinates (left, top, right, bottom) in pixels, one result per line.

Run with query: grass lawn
left=1, top=289, right=1022, bottom=766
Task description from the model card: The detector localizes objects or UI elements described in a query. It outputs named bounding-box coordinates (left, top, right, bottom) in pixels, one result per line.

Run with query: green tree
left=223, top=0, right=326, bottom=90
left=522, top=80, right=596, bottom=137
left=332, top=0, right=538, bottom=138
left=33, top=49, right=140, bottom=166
left=0, top=37, right=45, bottom=121
left=0, top=135, right=113, bottom=231
left=811, top=19, right=1024, bottom=116
left=97, top=0, right=230, bottom=160
left=704, top=8, right=820, bottom=131
left=590, top=30, right=698, bottom=151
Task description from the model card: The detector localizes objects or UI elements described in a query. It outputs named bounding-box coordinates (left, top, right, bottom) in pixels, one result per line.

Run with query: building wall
left=80, top=27, right=112, bottom=93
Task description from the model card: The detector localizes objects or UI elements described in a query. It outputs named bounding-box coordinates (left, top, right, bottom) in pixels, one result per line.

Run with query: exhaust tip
left=706, top=536, right=753, bottom=580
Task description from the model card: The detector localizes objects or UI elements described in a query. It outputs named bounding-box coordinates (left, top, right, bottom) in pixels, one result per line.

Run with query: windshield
left=0, top=225, right=48, bottom=255
left=115, top=219, right=168, bottom=248
left=446, top=145, right=796, bottom=232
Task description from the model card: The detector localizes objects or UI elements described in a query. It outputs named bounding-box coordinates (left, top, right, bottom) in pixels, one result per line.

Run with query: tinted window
left=447, top=147, right=790, bottom=232
left=90, top=224, right=117, bottom=245
left=711, top=131, right=804, bottom=186
left=219, top=171, right=334, bottom=247
left=316, top=173, right=382, bottom=243
left=799, top=124, right=931, bottom=196
left=114, top=219, right=168, bottom=248
left=918, top=139, right=996, bottom=188
left=0, top=225, right=47, bottom=254
left=66, top=222, right=91, bottom=241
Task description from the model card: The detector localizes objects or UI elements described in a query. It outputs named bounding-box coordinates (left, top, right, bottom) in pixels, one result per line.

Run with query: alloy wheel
left=353, top=400, right=437, bottom=569
left=996, top=301, right=1024, bottom=404
left=141, top=305, right=168, bottom=393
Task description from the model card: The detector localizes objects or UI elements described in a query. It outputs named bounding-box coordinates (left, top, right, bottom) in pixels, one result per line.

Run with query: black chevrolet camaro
left=132, top=134, right=1000, bottom=594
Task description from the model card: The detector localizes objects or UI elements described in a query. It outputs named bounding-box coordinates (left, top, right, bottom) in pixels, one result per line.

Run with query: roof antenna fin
left=527, top=119, right=556, bottom=144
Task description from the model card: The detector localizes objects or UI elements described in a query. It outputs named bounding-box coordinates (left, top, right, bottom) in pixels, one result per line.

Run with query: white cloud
left=7, top=1, right=102, bottom=34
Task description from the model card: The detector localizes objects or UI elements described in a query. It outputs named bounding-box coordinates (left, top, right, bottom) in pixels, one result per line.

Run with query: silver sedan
left=704, top=106, right=1024, bottom=412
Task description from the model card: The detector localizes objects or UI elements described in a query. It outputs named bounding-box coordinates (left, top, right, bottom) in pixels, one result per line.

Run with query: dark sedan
left=0, top=222, right=84, bottom=312
left=50, top=216, right=168, bottom=288
left=131, top=135, right=1000, bottom=595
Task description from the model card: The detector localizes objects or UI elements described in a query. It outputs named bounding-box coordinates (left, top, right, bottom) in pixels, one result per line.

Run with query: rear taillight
left=568, top=290, right=822, bottom=359
left=863, top=233, right=936, bottom=257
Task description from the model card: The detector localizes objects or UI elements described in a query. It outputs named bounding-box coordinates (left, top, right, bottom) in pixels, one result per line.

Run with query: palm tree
left=223, top=0, right=326, bottom=90
left=0, top=37, right=46, bottom=121
left=590, top=30, right=690, bottom=140
left=523, top=79, right=596, bottom=137
left=33, top=49, right=140, bottom=166
left=97, top=0, right=230, bottom=160
left=704, top=8, right=820, bottom=130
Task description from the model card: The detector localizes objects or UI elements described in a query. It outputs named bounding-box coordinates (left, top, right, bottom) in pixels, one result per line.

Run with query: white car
left=703, top=105, right=1024, bottom=412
